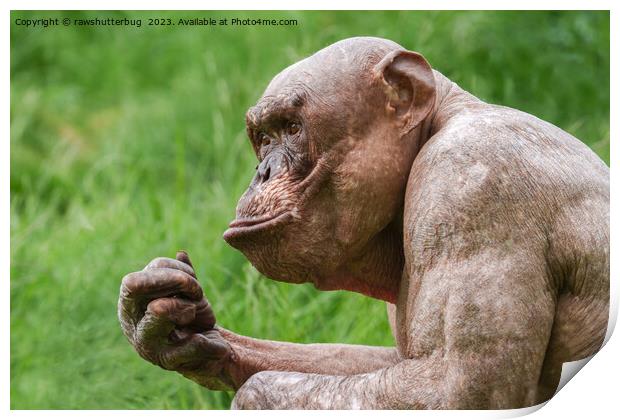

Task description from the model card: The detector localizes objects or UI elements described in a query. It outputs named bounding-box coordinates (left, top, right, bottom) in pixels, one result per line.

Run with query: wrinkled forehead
left=247, top=51, right=371, bottom=125
left=246, top=36, right=408, bottom=126
left=266, top=47, right=358, bottom=93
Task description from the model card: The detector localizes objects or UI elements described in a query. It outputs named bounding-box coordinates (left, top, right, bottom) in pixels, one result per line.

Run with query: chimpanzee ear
left=373, top=49, right=437, bottom=133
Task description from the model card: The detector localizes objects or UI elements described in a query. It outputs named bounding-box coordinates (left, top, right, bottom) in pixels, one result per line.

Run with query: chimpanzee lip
left=223, top=156, right=327, bottom=244
left=227, top=212, right=289, bottom=228
left=223, top=211, right=293, bottom=242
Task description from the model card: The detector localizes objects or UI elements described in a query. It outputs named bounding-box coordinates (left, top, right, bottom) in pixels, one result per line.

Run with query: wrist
left=215, top=326, right=255, bottom=390
left=221, top=336, right=248, bottom=390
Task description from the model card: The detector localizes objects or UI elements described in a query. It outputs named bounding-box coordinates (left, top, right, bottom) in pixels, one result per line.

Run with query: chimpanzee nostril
left=261, top=166, right=271, bottom=183
left=256, top=160, right=272, bottom=184
left=255, top=154, right=286, bottom=186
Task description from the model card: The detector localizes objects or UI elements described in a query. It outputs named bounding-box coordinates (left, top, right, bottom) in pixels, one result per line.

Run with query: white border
left=3, top=2, right=617, bottom=419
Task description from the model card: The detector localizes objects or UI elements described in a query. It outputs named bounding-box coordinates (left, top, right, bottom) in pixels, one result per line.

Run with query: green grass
left=10, top=10, right=610, bottom=409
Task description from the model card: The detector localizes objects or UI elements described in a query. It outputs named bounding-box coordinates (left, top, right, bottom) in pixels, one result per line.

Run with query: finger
left=118, top=293, right=138, bottom=343
left=189, top=298, right=216, bottom=331
left=136, top=297, right=197, bottom=345
left=121, top=268, right=203, bottom=302
left=149, top=297, right=200, bottom=326
left=164, top=298, right=216, bottom=334
left=176, top=250, right=194, bottom=268
left=145, top=257, right=196, bottom=278
left=172, top=251, right=214, bottom=330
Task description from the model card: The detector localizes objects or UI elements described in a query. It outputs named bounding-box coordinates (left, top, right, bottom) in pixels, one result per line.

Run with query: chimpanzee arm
left=118, top=253, right=401, bottom=391
left=217, top=329, right=401, bottom=389
left=231, top=250, right=556, bottom=409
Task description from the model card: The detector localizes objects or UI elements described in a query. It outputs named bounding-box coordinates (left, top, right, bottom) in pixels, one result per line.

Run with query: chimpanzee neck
left=319, top=216, right=404, bottom=304
left=426, top=70, right=483, bottom=139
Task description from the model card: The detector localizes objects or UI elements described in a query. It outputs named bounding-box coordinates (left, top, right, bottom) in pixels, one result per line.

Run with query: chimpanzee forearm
left=217, top=327, right=402, bottom=389
left=231, top=358, right=443, bottom=409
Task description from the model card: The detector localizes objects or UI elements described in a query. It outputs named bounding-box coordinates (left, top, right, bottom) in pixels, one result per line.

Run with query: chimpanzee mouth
left=223, top=210, right=293, bottom=242
left=222, top=156, right=328, bottom=245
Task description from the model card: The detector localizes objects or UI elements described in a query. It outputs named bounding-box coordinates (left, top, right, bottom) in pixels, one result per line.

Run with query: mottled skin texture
left=118, top=37, right=609, bottom=409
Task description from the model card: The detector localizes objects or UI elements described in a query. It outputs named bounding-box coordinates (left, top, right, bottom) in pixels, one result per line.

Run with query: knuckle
left=146, top=298, right=195, bottom=323
left=174, top=271, right=202, bottom=299
left=146, top=298, right=171, bottom=316
left=189, top=282, right=203, bottom=299
left=145, top=257, right=167, bottom=270
left=120, top=272, right=143, bottom=297
left=145, top=257, right=196, bottom=278
left=118, top=315, right=136, bottom=341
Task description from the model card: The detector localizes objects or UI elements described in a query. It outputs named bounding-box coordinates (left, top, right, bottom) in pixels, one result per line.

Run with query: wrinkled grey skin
left=118, top=37, right=609, bottom=409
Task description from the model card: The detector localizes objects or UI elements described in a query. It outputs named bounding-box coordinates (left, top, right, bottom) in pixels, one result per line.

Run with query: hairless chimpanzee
left=118, top=37, right=609, bottom=409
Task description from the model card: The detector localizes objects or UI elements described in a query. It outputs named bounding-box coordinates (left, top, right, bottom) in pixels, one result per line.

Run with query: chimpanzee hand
left=118, top=251, right=235, bottom=390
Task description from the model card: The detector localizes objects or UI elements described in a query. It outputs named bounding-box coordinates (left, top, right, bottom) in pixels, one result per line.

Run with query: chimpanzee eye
left=257, top=132, right=270, bottom=146
left=286, top=121, right=301, bottom=136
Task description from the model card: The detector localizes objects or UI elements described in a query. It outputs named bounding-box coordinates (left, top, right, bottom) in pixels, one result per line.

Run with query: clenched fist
left=118, top=251, right=235, bottom=390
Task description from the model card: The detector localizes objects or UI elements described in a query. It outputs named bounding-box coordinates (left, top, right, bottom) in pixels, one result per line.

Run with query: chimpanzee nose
left=257, top=160, right=272, bottom=183
left=254, top=154, right=285, bottom=186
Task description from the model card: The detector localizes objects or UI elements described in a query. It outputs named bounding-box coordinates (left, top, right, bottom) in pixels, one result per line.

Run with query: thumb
left=176, top=250, right=194, bottom=268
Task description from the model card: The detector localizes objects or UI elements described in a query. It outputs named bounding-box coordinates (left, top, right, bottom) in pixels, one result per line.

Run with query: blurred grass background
left=10, top=10, right=609, bottom=409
